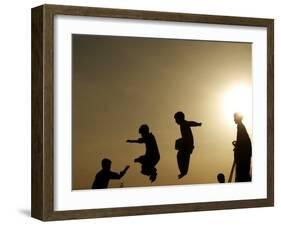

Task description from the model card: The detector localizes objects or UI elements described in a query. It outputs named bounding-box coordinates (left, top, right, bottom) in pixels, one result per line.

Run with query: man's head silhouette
left=234, top=112, right=243, bottom=124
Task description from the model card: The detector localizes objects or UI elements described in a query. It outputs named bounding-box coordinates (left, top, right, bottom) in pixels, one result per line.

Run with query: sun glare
left=223, top=84, right=252, bottom=126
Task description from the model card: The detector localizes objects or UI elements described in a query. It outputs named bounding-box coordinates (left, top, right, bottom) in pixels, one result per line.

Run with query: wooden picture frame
left=31, top=4, right=274, bottom=221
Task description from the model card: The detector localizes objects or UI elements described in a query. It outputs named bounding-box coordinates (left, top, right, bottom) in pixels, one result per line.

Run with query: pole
left=228, top=160, right=235, bottom=182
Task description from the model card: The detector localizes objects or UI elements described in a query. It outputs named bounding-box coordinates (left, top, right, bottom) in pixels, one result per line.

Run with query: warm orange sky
left=72, top=34, right=252, bottom=190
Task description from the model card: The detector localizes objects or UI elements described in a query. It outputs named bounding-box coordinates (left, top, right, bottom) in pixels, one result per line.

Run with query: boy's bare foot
left=149, top=173, right=157, bottom=182
left=178, top=173, right=186, bottom=179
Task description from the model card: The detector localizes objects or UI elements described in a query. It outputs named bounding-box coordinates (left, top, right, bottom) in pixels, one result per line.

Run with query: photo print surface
left=72, top=34, right=252, bottom=190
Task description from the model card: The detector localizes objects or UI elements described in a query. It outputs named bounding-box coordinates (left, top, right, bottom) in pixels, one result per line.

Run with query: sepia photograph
left=72, top=34, right=252, bottom=190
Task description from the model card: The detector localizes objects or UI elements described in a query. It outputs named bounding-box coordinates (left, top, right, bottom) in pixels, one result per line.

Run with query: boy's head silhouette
left=138, top=124, right=149, bottom=136
left=174, top=111, right=185, bottom=125
left=217, top=173, right=225, bottom=183
left=101, top=158, right=112, bottom=171
left=234, top=112, right=243, bottom=124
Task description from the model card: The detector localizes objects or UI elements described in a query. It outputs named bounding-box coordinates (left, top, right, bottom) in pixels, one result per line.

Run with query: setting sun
left=223, top=84, right=252, bottom=125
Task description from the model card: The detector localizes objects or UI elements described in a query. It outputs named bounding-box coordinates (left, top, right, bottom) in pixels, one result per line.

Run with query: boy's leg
left=134, top=155, right=145, bottom=163
left=177, top=150, right=190, bottom=178
left=149, top=167, right=157, bottom=182
left=177, top=150, right=184, bottom=174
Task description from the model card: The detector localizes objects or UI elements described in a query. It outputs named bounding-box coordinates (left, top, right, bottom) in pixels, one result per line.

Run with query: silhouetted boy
left=92, top=158, right=129, bottom=189
left=127, top=124, right=160, bottom=182
left=233, top=112, right=252, bottom=182
left=217, top=173, right=225, bottom=183
left=174, top=111, right=202, bottom=179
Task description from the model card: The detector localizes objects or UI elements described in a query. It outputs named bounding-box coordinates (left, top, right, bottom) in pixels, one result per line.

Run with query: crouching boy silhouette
left=92, top=158, right=129, bottom=189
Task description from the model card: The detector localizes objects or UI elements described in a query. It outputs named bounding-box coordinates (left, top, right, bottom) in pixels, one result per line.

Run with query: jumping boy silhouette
left=127, top=124, right=160, bottom=182
left=174, top=111, right=202, bottom=179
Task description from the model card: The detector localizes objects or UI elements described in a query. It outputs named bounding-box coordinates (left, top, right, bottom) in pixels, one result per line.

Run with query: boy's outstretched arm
left=120, top=165, right=130, bottom=178
left=188, top=121, right=202, bottom=127
left=126, top=138, right=144, bottom=143
left=126, top=139, right=138, bottom=143
left=110, top=166, right=130, bottom=180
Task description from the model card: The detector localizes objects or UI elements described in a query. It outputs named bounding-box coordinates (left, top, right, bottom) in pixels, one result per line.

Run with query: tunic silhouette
left=233, top=113, right=252, bottom=182
left=127, top=124, right=160, bottom=182
left=174, top=111, right=202, bottom=179
left=92, top=158, right=129, bottom=189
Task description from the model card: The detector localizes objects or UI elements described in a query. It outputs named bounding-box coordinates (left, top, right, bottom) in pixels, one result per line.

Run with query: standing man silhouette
left=174, top=111, right=202, bottom=179
left=127, top=124, right=160, bottom=182
left=233, top=112, right=252, bottom=182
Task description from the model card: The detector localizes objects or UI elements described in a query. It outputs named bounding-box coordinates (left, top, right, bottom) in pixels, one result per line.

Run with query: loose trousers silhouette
left=177, top=150, right=191, bottom=175
left=235, top=157, right=251, bottom=182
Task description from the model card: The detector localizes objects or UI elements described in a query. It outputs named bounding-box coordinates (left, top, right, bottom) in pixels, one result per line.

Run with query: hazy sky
left=72, top=34, right=252, bottom=190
